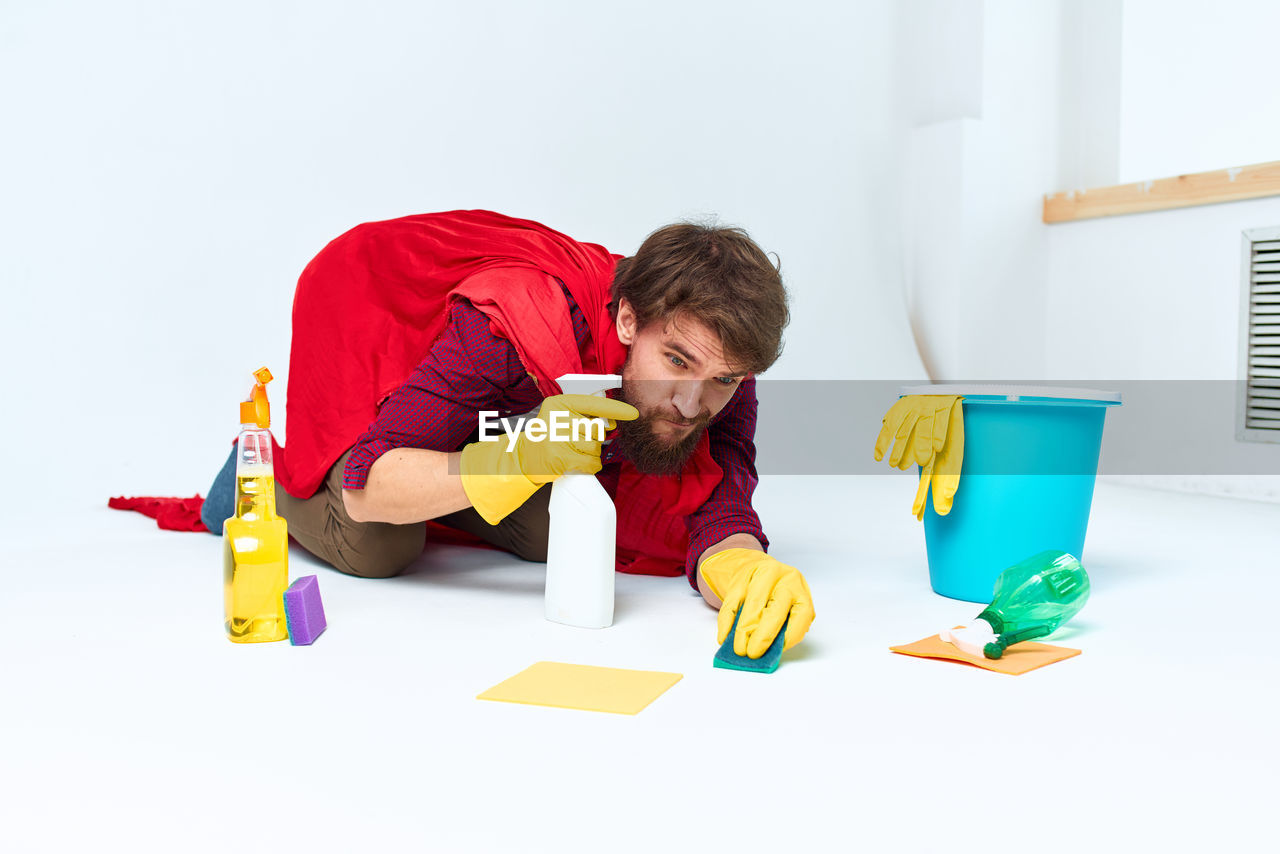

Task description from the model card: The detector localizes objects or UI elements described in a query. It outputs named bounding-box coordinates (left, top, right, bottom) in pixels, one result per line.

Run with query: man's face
left=613, top=299, right=747, bottom=474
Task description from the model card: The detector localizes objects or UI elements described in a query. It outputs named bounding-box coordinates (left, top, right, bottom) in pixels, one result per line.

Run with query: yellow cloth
left=476, top=661, right=683, bottom=715
left=889, top=630, right=1081, bottom=675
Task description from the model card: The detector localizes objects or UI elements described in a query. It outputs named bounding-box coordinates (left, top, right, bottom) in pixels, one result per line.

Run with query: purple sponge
left=283, top=575, right=326, bottom=645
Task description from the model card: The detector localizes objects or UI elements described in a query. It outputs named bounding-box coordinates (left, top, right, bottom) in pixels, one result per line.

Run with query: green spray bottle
left=941, top=550, right=1090, bottom=659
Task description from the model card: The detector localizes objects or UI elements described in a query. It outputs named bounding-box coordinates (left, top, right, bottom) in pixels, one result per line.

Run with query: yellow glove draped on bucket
left=699, top=548, right=815, bottom=658
left=873, top=395, right=965, bottom=520
left=460, top=394, right=638, bottom=524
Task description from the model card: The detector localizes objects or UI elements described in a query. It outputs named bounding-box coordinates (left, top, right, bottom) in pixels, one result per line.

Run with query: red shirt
left=343, top=286, right=768, bottom=588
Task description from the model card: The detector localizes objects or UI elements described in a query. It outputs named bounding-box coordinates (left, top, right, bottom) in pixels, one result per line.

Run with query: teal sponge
left=713, top=610, right=788, bottom=674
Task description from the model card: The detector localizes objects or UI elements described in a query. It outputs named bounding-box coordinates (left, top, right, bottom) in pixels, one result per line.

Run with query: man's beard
left=615, top=378, right=710, bottom=475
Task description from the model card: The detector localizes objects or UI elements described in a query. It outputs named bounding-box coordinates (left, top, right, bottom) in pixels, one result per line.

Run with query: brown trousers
left=277, top=449, right=551, bottom=578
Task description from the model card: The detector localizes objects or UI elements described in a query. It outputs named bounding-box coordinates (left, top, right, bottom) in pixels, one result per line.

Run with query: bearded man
left=203, top=210, right=814, bottom=659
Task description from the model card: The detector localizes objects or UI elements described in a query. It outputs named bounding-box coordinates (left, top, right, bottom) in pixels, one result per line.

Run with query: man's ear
left=615, top=298, right=638, bottom=346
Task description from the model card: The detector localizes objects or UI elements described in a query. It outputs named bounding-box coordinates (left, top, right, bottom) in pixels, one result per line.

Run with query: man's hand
left=699, top=548, right=815, bottom=658
left=460, top=393, right=638, bottom=524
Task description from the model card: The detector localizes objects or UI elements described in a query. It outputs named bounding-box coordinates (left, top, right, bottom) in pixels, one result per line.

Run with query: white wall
left=900, top=0, right=1280, bottom=502
left=1050, top=0, right=1280, bottom=500
left=1045, top=191, right=1280, bottom=502
left=11, top=0, right=1278, bottom=520
left=0, top=0, right=922, bottom=519
left=1119, top=0, right=1280, bottom=182
left=901, top=0, right=1072, bottom=380
left=1058, top=0, right=1123, bottom=189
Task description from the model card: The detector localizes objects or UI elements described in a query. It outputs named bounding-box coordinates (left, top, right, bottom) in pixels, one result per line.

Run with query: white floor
left=4, top=476, right=1277, bottom=853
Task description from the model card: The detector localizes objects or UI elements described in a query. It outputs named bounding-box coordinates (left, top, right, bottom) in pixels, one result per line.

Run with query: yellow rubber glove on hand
left=873, top=394, right=964, bottom=519
left=699, top=548, right=815, bottom=658
left=460, top=393, right=638, bottom=524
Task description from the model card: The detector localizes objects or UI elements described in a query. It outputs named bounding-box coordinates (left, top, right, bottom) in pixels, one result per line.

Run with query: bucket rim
left=897, top=384, right=1121, bottom=404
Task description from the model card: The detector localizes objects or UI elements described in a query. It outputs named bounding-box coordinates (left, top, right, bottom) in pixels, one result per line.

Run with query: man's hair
left=609, top=221, right=789, bottom=374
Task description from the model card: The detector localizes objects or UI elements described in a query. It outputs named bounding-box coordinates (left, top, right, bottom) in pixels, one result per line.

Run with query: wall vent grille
left=1240, top=228, right=1280, bottom=443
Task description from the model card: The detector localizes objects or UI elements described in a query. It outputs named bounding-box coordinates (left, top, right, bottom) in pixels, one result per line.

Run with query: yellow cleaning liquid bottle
left=223, top=367, right=289, bottom=643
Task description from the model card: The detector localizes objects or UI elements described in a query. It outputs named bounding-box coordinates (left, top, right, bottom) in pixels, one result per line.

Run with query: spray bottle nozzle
left=240, top=366, right=274, bottom=428
left=555, top=373, right=623, bottom=397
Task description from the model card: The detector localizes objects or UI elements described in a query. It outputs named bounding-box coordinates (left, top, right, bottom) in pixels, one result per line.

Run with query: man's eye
left=715, top=376, right=737, bottom=386
left=669, top=354, right=686, bottom=368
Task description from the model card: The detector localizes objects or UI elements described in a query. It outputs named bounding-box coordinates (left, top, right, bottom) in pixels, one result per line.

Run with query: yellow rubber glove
left=460, top=394, right=638, bottom=524
left=699, top=548, right=815, bottom=658
left=913, top=397, right=964, bottom=520
left=874, top=395, right=957, bottom=469
left=873, top=394, right=964, bottom=518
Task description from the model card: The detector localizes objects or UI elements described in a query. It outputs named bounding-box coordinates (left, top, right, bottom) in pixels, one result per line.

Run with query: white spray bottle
left=544, top=373, right=623, bottom=628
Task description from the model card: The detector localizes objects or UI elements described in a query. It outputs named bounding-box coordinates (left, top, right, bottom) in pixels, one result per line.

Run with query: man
left=205, top=210, right=814, bottom=659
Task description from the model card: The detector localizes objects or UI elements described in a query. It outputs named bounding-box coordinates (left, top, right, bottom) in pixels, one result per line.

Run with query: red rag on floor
left=108, top=496, right=209, bottom=532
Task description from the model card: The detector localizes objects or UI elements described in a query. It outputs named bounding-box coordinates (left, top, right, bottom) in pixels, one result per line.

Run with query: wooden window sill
left=1044, top=160, right=1280, bottom=224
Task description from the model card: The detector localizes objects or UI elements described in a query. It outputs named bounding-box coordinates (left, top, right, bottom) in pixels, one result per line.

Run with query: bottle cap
left=240, top=366, right=273, bottom=428
left=939, top=618, right=997, bottom=659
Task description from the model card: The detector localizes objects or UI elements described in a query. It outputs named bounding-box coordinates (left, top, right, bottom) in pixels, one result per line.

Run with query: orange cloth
left=890, top=630, right=1081, bottom=675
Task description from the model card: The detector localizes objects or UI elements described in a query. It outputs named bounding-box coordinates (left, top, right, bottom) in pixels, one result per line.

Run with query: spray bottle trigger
left=241, top=366, right=274, bottom=428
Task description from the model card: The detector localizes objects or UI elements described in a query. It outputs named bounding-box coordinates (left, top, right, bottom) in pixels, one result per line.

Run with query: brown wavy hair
left=609, top=221, right=788, bottom=374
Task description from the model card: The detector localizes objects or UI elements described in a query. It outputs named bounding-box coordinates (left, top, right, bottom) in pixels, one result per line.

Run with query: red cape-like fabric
left=280, top=210, right=627, bottom=497
left=279, top=210, right=722, bottom=575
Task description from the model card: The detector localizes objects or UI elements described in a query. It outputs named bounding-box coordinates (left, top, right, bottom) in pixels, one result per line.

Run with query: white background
left=6, top=477, right=1278, bottom=852
left=900, top=0, right=1280, bottom=500
left=0, top=0, right=920, bottom=519
left=1118, top=0, right=1280, bottom=182
left=5, top=0, right=1280, bottom=508
left=3, top=3, right=1280, bottom=851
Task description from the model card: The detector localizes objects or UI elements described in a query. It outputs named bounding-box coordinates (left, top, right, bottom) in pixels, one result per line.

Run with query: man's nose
left=672, top=381, right=702, bottom=420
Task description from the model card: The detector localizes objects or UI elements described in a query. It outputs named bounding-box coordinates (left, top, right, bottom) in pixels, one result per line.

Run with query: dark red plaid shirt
left=344, top=286, right=768, bottom=587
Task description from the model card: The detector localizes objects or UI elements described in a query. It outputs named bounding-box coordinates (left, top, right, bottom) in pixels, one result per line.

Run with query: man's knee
left=508, top=530, right=548, bottom=563
left=332, top=523, right=425, bottom=579
left=505, top=489, right=550, bottom=562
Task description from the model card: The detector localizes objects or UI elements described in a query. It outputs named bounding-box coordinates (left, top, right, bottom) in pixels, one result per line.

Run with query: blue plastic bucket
left=900, top=385, right=1122, bottom=603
